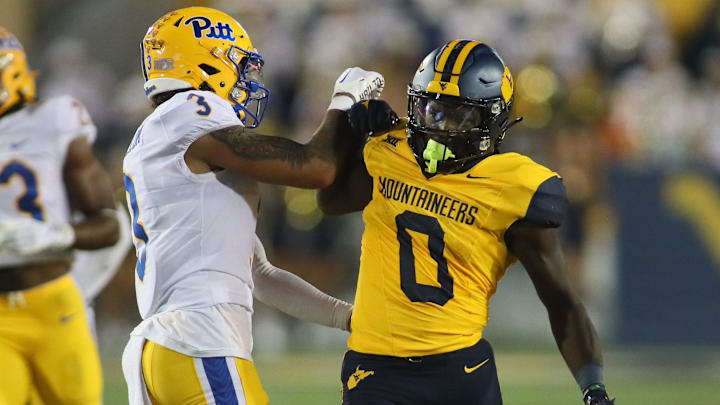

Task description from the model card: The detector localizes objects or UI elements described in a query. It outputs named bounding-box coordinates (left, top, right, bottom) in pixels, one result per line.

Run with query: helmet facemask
left=226, top=46, right=269, bottom=128
left=407, top=87, right=515, bottom=175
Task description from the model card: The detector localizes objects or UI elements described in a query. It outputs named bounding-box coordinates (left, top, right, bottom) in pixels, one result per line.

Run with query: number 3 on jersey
left=124, top=173, right=149, bottom=281
left=187, top=93, right=212, bottom=116
left=396, top=211, right=454, bottom=305
left=0, top=160, right=45, bottom=220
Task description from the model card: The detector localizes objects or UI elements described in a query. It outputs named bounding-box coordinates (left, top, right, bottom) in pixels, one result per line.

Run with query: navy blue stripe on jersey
left=202, top=357, right=239, bottom=405
left=524, top=176, right=567, bottom=227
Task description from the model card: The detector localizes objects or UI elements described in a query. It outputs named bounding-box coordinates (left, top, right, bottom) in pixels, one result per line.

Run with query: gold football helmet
left=142, top=7, right=269, bottom=128
left=0, top=27, right=36, bottom=116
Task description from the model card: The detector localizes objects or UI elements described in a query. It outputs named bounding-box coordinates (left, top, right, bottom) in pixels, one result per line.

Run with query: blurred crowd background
left=2, top=0, right=719, bottom=361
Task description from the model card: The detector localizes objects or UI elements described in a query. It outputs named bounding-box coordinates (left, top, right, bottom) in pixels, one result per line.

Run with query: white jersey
left=71, top=204, right=132, bottom=302
left=122, top=90, right=259, bottom=324
left=0, top=96, right=96, bottom=267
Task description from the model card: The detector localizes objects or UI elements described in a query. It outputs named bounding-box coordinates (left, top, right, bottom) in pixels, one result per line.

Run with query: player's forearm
left=546, top=295, right=604, bottom=376
left=208, top=110, right=349, bottom=188
left=317, top=181, right=352, bottom=214
left=71, top=211, right=120, bottom=249
left=252, top=261, right=352, bottom=330
left=317, top=108, right=372, bottom=214
left=318, top=162, right=372, bottom=215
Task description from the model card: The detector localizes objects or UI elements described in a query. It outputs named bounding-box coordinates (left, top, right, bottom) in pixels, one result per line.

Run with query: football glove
left=328, top=67, right=385, bottom=111
left=583, top=384, right=615, bottom=405
left=0, top=218, right=75, bottom=256
left=348, top=99, right=400, bottom=138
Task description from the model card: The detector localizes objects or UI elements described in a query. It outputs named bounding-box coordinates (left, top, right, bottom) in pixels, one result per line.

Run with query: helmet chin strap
left=423, top=139, right=455, bottom=174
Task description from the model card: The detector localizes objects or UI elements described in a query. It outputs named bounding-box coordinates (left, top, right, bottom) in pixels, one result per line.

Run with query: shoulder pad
left=42, top=96, right=96, bottom=141
left=158, top=90, right=241, bottom=143
left=367, top=126, right=408, bottom=146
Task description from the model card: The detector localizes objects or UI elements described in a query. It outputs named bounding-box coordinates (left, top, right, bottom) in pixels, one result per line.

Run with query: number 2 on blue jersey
left=187, top=93, right=212, bottom=116
left=124, top=172, right=149, bottom=281
left=0, top=160, right=45, bottom=221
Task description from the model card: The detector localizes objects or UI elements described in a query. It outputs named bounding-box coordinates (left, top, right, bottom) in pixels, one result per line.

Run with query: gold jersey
left=348, top=129, right=566, bottom=357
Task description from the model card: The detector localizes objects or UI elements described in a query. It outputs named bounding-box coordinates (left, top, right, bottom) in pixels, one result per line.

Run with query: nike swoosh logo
left=466, top=174, right=490, bottom=179
left=464, top=358, right=489, bottom=373
left=10, top=138, right=29, bottom=149
left=338, top=69, right=352, bottom=83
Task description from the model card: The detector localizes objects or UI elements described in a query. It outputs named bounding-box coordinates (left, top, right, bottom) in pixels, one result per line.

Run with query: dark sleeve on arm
left=523, top=176, right=568, bottom=227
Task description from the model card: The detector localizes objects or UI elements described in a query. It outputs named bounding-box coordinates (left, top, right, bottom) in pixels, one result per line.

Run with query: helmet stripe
left=439, top=40, right=471, bottom=82
left=432, top=40, right=461, bottom=83
left=501, top=65, right=514, bottom=103
left=140, top=41, right=149, bottom=81
left=449, top=41, right=481, bottom=84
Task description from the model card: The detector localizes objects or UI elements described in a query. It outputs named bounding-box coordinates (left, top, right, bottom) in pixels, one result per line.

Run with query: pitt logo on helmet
left=185, top=16, right=237, bottom=41
left=141, top=7, right=269, bottom=128
left=0, top=35, right=21, bottom=51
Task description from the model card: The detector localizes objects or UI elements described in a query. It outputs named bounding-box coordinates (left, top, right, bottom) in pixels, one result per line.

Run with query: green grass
left=102, top=349, right=720, bottom=404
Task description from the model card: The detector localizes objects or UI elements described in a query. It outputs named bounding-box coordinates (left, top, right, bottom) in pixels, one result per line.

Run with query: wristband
left=328, top=94, right=355, bottom=111
left=574, top=363, right=605, bottom=393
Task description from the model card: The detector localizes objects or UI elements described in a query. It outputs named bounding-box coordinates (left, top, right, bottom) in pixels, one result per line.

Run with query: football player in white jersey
left=121, top=7, right=382, bottom=405
left=0, top=27, right=119, bottom=405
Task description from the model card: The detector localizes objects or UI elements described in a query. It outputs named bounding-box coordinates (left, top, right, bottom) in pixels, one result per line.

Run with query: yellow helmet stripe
left=501, top=65, right=514, bottom=103
left=432, top=40, right=461, bottom=83
left=449, top=41, right=481, bottom=85
left=439, top=40, right=472, bottom=82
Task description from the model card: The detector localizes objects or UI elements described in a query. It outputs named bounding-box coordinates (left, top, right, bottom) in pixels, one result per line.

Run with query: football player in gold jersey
left=0, top=27, right=119, bottom=404
left=319, top=40, right=615, bottom=405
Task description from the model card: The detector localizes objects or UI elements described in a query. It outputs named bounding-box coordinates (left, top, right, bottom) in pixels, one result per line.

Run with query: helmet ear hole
left=198, top=82, right=214, bottom=92
left=198, top=63, right=220, bottom=76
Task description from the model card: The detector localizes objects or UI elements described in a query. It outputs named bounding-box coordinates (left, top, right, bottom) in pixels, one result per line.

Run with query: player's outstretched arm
left=506, top=223, right=615, bottom=405
left=186, top=67, right=385, bottom=189
left=186, top=109, right=347, bottom=189
left=251, top=235, right=352, bottom=331
left=64, top=137, right=120, bottom=249
left=318, top=100, right=400, bottom=214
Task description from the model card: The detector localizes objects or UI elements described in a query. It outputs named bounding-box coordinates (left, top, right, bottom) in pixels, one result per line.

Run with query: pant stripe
left=226, top=358, right=247, bottom=405
left=194, top=357, right=215, bottom=405
left=201, top=357, right=240, bottom=405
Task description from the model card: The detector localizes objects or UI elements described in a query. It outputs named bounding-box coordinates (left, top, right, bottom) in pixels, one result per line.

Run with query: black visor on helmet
left=414, top=97, right=484, bottom=132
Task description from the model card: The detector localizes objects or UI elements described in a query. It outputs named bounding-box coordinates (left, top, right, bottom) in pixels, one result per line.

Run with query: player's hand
left=583, top=384, right=615, bottom=405
left=328, top=67, right=385, bottom=111
left=0, top=218, right=75, bottom=256
left=348, top=99, right=400, bottom=138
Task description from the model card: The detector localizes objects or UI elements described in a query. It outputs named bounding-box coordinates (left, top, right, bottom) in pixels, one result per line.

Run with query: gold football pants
left=142, top=340, right=268, bottom=405
left=0, top=274, right=102, bottom=405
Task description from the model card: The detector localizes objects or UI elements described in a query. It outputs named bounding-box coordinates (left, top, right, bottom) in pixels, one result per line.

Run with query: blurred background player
left=71, top=205, right=132, bottom=337
left=319, top=41, right=614, bottom=405
left=28, top=206, right=132, bottom=405
left=120, top=7, right=381, bottom=404
left=0, top=26, right=119, bottom=405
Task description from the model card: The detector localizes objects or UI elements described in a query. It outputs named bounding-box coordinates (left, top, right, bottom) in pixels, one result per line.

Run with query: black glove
left=583, top=384, right=615, bottom=405
left=347, top=99, right=399, bottom=138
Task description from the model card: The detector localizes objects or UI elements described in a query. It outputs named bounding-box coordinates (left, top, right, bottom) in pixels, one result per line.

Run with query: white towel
left=121, top=335, right=152, bottom=405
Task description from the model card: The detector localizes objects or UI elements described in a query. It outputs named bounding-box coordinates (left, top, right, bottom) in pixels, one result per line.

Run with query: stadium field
left=101, top=348, right=719, bottom=404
